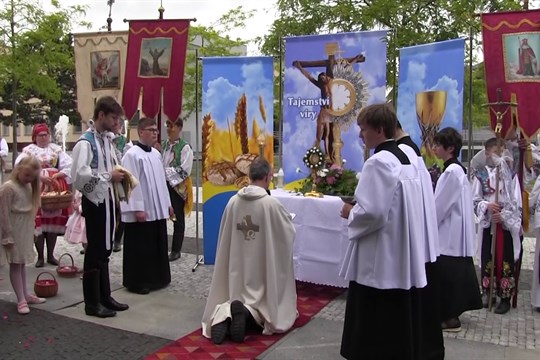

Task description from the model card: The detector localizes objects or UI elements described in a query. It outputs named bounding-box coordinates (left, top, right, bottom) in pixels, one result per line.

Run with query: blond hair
left=11, top=156, right=41, bottom=211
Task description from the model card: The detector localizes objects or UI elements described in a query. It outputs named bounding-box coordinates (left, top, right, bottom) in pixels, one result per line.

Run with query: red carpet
left=145, top=281, right=345, bottom=360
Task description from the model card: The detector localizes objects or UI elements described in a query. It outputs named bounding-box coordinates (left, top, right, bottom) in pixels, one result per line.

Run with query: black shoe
left=113, top=242, right=122, bottom=252
left=168, top=251, right=181, bottom=262
left=47, top=257, right=59, bottom=266
left=494, top=298, right=511, bottom=314
left=85, top=304, right=116, bottom=318
left=35, top=259, right=44, bottom=268
left=536, top=307, right=540, bottom=313
left=80, top=249, right=85, bottom=255
left=128, top=287, right=150, bottom=295
left=442, top=318, right=461, bottom=332
left=230, top=300, right=247, bottom=342
left=211, top=320, right=229, bottom=345
left=101, top=297, right=129, bottom=311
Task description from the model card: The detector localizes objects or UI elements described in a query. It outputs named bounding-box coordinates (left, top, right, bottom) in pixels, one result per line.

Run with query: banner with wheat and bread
left=201, top=56, right=274, bottom=264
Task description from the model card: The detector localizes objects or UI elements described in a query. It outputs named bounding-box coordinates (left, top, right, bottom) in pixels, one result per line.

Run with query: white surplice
left=434, top=162, right=476, bottom=257
left=398, top=142, right=440, bottom=263
left=201, top=185, right=297, bottom=337
left=339, top=148, right=427, bottom=290
left=120, top=145, right=171, bottom=223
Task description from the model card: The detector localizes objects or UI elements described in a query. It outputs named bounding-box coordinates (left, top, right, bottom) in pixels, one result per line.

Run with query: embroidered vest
left=115, top=135, right=127, bottom=153
left=162, top=138, right=189, bottom=168
left=78, top=131, right=99, bottom=169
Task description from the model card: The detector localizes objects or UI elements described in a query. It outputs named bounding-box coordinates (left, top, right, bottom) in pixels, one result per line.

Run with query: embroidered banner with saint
left=73, top=31, right=128, bottom=122
left=122, top=19, right=190, bottom=121
left=482, top=10, right=540, bottom=138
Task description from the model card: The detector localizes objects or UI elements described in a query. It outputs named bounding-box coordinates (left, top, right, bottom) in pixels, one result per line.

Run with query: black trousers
left=82, top=196, right=115, bottom=305
left=168, top=185, right=186, bottom=253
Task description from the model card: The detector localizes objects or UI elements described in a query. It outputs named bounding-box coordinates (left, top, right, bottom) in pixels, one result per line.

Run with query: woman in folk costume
left=15, top=123, right=72, bottom=268
left=472, top=138, right=522, bottom=315
left=161, top=118, right=193, bottom=262
left=432, top=128, right=482, bottom=331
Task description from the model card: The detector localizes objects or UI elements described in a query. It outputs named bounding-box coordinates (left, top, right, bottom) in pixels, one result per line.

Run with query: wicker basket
left=56, top=253, right=79, bottom=278
left=41, top=192, right=73, bottom=211
left=34, top=271, right=58, bottom=298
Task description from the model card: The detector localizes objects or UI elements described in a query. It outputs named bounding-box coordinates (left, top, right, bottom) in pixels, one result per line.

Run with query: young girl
left=64, top=190, right=87, bottom=251
left=0, top=156, right=47, bottom=314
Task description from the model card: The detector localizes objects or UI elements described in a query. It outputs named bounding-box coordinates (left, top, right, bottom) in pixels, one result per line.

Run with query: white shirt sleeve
left=0, top=138, right=8, bottom=157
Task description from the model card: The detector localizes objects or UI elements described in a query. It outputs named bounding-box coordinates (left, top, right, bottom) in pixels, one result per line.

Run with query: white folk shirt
left=340, top=142, right=427, bottom=290
left=398, top=141, right=440, bottom=263
left=120, top=144, right=171, bottom=223
left=434, top=161, right=476, bottom=257
left=472, top=162, right=522, bottom=261
left=16, top=143, right=72, bottom=182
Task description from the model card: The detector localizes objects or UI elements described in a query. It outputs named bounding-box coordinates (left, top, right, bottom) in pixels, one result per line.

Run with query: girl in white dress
left=0, top=156, right=46, bottom=314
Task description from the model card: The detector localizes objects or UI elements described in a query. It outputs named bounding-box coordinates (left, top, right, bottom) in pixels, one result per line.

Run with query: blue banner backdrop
left=201, top=56, right=274, bottom=264
left=282, top=30, right=388, bottom=188
left=396, top=38, right=466, bottom=168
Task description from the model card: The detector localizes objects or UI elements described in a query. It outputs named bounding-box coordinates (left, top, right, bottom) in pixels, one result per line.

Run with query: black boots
left=99, top=262, right=129, bottom=311
left=494, top=298, right=511, bottom=314
left=230, top=300, right=248, bottom=342
left=85, top=303, right=116, bottom=318
left=168, top=251, right=181, bottom=262
left=83, top=263, right=129, bottom=318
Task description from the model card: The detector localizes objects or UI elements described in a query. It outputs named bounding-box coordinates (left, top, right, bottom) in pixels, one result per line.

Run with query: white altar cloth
left=271, top=189, right=349, bottom=288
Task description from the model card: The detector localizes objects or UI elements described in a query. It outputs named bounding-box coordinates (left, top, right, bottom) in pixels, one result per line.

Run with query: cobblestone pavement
left=0, top=299, right=170, bottom=360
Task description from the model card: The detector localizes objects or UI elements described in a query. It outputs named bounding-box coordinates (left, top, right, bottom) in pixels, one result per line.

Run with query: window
left=24, top=124, right=32, bottom=136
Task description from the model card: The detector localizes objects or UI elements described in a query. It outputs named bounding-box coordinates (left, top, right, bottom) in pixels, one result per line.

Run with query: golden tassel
left=183, top=176, right=194, bottom=216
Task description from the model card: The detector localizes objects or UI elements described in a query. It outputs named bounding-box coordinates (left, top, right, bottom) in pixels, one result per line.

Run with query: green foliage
left=259, top=0, right=524, bottom=128
left=0, top=0, right=87, bottom=126
left=181, top=7, right=252, bottom=122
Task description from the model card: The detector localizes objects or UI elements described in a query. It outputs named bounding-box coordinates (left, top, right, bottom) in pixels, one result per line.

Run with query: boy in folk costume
left=472, top=137, right=522, bottom=314
left=71, top=96, right=129, bottom=318
left=161, top=118, right=193, bottom=262
left=432, top=128, right=482, bottom=331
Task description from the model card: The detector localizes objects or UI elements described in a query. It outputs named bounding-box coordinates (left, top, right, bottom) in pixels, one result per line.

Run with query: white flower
left=323, top=169, right=329, bottom=173
left=317, top=170, right=327, bottom=177
left=342, top=159, right=347, bottom=164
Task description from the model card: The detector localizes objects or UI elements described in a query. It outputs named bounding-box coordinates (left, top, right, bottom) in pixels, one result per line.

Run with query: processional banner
left=73, top=31, right=128, bottom=123
left=201, top=56, right=274, bottom=264
left=396, top=38, right=465, bottom=169
left=282, top=30, right=387, bottom=188
left=122, top=19, right=190, bottom=122
left=482, top=10, right=540, bottom=139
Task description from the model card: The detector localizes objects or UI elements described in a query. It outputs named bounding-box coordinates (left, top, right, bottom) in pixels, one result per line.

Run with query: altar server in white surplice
left=432, top=128, right=482, bottom=332
left=202, top=159, right=297, bottom=345
left=339, top=104, right=444, bottom=360
left=121, top=117, right=172, bottom=295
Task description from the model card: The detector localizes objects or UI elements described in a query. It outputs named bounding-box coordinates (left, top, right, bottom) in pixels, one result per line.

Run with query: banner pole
left=278, top=37, right=284, bottom=169
left=392, top=28, right=397, bottom=105
left=193, top=49, right=204, bottom=272
left=467, top=22, right=474, bottom=177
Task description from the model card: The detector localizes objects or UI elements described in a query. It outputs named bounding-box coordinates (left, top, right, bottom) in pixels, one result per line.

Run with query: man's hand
left=110, top=169, right=125, bottom=183
left=517, top=139, right=529, bottom=150
left=340, top=203, right=354, bottom=219
left=487, top=202, right=501, bottom=213
left=492, top=212, right=502, bottom=224
left=135, top=211, right=146, bottom=222
left=169, top=206, right=175, bottom=218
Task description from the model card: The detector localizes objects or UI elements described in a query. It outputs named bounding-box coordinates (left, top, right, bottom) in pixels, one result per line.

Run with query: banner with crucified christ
left=282, top=30, right=387, bottom=188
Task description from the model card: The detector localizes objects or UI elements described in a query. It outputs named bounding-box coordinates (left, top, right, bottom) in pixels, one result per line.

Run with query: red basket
left=34, top=271, right=58, bottom=298
left=56, top=253, right=79, bottom=278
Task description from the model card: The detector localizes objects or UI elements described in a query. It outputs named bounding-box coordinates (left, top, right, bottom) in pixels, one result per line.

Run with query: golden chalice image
left=416, top=91, right=447, bottom=163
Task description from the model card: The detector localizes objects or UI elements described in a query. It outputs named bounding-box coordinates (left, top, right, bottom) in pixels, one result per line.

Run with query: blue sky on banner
left=396, top=38, right=466, bottom=149
left=202, top=56, right=274, bottom=130
left=282, top=30, right=388, bottom=184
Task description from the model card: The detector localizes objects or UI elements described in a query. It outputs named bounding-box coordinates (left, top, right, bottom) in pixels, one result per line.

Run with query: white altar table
left=271, top=189, right=349, bottom=288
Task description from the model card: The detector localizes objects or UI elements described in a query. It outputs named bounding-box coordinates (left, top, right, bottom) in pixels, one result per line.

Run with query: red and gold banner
left=482, top=10, right=540, bottom=139
left=122, top=19, right=190, bottom=121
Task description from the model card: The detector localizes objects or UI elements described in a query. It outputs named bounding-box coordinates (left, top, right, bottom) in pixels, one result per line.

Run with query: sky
left=52, top=0, right=277, bottom=54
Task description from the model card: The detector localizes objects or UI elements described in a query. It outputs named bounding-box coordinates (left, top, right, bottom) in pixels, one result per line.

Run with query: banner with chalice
left=396, top=38, right=466, bottom=174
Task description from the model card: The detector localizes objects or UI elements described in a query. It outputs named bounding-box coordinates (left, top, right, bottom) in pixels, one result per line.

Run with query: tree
left=259, top=0, right=524, bottom=128
left=181, top=7, right=253, bottom=122
left=0, top=0, right=87, bottom=159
